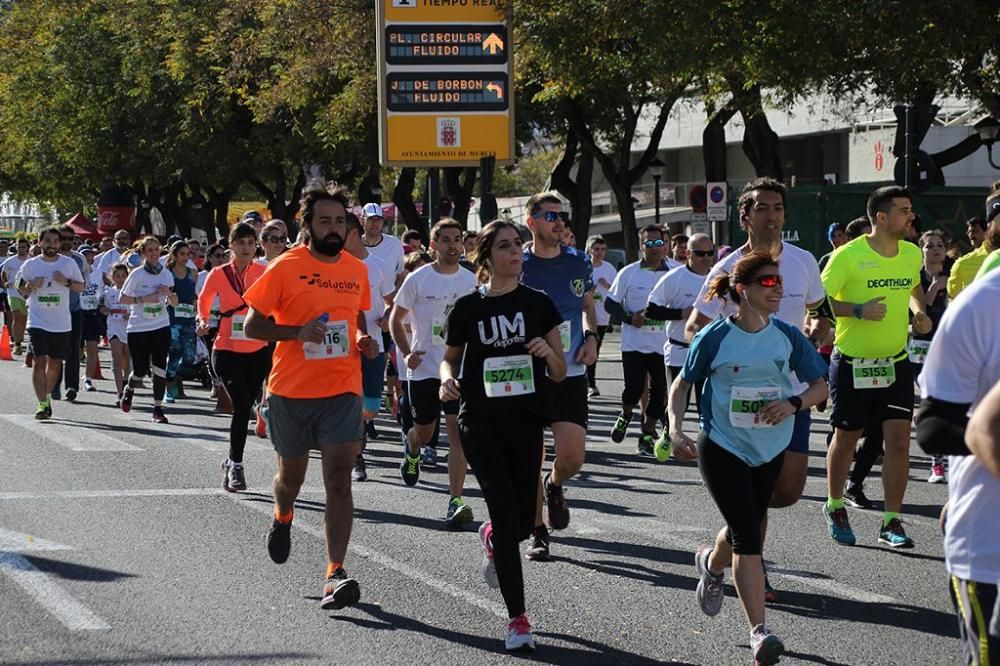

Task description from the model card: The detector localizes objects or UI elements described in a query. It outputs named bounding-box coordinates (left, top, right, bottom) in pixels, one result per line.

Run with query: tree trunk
left=443, top=167, right=477, bottom=227
left=392, top=167, right=419, bottom=233
left=703, top=99, right=738, bottom=183
left=728, top=80, right=783, bottom=180
left=358, top=165, right=382, bottom=204
left=248, top=166, right=305, bottom=237
left=610, top=180, right=639, bottom=261
left=548, top=130, right=595, bottom=242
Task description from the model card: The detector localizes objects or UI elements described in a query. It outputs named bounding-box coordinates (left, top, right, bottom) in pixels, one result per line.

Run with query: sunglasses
left=210, top=252, right=226, bottom=259
left=263, top=235, right=287, bottom=244
left=749, top=274, right=783, bottom=288
left=691, top=249, right=715, bottom=257
left=643, top=239, right=665, bottom=248
left=534, top=211, right=570, bottom=223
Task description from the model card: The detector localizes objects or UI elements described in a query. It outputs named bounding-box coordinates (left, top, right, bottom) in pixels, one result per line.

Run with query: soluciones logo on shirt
left=866, top=278, right=913, bottom=289
left=298, top=273, right=360, bottom=291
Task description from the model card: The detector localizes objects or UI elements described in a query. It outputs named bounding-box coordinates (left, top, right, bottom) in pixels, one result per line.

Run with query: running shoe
left=44, top=402, right=52, bottom=418
left=587, top=385, right=600, bottom=398
left=165, top=382, right=177, bottom=404
left=749, top=624, right=785, bottom=666
left=267, top=519, right=292, bottom=564
left=878, top=518, right=915, bottom=549
left=13, top=343, right=22, bottom=355
left=505, top=614, right=536, bottom=652
left=446, top=497, right=474, bottom=527
left=351, top=455, right=368, bottom=482
left=479, top=521, right=499, bottom=588
left=543, top=472, right=569, bottom=530
left=65, top=388, right=77, bottom=403
left=320, top=568, right=361, bottom=610
left=83, top=379, right=95, bottom=392
left=694, top=545, right=725, bottom=616
left=254, top=404, right=267, bottom=439
left=366, top=420, right=379, bottom=440
left=400, top=451, right=421, bottom=486
left=823, top=504, right=856, bottom=546
left=420, top=446, right=438, bottom=468
left=653, top=431, right=673, bottom=462
left=222, top=459, right=247, bottom=493
left=152, top=406, right=169, bottom=424
left=636, top=433, right=655, bottom=458
left=843, top=483, right=874, bottom=510
left=120, top=385, right=134, bottom=413
left=927, top=461, right=947, bottom=484
left=34, top=406, right=49, bottom=421
left=524, top=525, right=550, bottom=562
left=610, top=411, right=632, bottom=443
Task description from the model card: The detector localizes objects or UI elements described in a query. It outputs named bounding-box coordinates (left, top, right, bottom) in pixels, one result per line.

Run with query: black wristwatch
left=787, top=395, right=803, bottom=412
left=583, top=330, right=598, bottom=342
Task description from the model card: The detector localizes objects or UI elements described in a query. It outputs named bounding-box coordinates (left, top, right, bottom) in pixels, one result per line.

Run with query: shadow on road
left=3, top=654, right=317, bottom=666
left=22, top=554, right=135, bottom=583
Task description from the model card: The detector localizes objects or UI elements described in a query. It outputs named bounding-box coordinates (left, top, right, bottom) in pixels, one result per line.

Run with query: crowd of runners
left=1, top=177, right=999, bottom=665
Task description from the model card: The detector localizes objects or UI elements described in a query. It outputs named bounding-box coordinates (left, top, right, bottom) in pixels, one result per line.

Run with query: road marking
left=0, top=414, right=143, bottom=451
left=0, top=527, right=74, bottom=552
left=766, top=564, right=903, bottom=605
left=108, top=412, right=272, bottom=453
left=0, top=487, right=328, bottom=501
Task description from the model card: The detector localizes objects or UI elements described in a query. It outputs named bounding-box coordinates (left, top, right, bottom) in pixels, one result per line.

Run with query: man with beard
left=16, top=227, right=84, bottom=419
left=242, top=182, right=378, bottom=612
left=52, top=225, right=89, bottom=402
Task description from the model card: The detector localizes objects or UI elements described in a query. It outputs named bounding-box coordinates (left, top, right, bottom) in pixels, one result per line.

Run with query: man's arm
left=684, top=309, right=712, bottom=342
left=966, top=380, right=1000, bottom=479
left=388, top=303, right=413, bottom=357
left=244, top=306, right=324, bottom=343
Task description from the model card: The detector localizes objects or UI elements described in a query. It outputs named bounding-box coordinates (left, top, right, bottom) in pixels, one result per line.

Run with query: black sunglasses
left=691, top=249, right=715, bottom=257
left=263, top=235, right=287, bottom=244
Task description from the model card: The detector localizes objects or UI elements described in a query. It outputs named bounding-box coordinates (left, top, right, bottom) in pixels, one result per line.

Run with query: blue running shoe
left=878, top=518, right=915, bottom=549
left=823, top=504, right=856, bottom=546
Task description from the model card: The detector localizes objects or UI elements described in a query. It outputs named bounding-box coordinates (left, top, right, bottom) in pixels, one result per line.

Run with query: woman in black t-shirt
left=440, top=220, right=565, bottom=653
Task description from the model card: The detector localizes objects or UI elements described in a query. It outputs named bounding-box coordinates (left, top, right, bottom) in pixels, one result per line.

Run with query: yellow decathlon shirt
left=821, top=236, right=921, bottom=358
left=946, top=242, right=989, bottom=298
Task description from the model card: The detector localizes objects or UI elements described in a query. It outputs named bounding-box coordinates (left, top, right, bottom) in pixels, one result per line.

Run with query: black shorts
left=408, top=378, right=458, bottom=426
left=829, top=350, right=913, bottom=431
left=81, top=310, right=104, bottom=343
left=0, top=293, right=8, bottom=312
left=28, top=328, right=70, bottom=360
left=546, top=374, right=589, bottom=428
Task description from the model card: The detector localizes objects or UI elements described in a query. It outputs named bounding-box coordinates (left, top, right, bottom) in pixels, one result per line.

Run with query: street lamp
left=975, top=116, right=1000, bottom=170
left=649, top=157, right=666, bottom=226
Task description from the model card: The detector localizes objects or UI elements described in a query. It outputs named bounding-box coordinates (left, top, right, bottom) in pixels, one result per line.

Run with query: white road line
left=0, top=528, right=74, bottom=552
left=0, top=551, right=111, bottom=631
left=0, top=487, right=328, bottom=501
left=0, top=414, right=143, bottom=452
left=766, top=564, right=903, bottom=605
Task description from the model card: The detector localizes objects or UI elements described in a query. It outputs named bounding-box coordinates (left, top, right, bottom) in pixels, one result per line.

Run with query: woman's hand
left=439, top=378, right=461, bottom=402
left=525, top=336, right=553, bottom=359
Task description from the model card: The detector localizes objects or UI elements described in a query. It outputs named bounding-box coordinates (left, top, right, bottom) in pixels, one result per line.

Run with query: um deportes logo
left=866, top=278, right=912, bottom=289
left=298, top=273, right=360, bottom=291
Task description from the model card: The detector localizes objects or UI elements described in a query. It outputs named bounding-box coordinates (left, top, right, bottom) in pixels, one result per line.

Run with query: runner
left=197, top=223, right=271, bottom=492
left=77, top=244, right=104, bottom=392
left=164, top=241, right=198, bottom=403
left=915, top=267, right=1000, bottom=665
left=817, top=222, right=847, bottom=272
left=1, top=238, right=31, bottom=354
left=118, top=236, right=179, bottom=423
left=605, top=225, right=672, bottom=456
left=94, top=229, right=133, bottom=285
left=441, top=220, right=565, bottom=652
left=54, top=225, right=88, bottom=402
left=947, top=217, right=989, bottom=297
left=821, top=185, right=932, bottom=548
left=361, top=203, right=405, bottom=285
left=668, top=252, right=828, bottom=666
left=671, top=234, right=689, bottom=263
left=974, top=187, right=1000, bottom=281
left=242, top=183, right=376, bottom=611
left=389, top=218, right=476, bottom=526
left=585, top=235, right=617, bottom=398
left=259, top=220, right=288, bottom=263
left=345, top=213, right=395, bottom=482
left=15, top=227, right=84, bottom=419
left=646, top=232, right=714, bottom=461
left=519, top=191, right=599, bottom=561
left=101, top=263, right=131, bottom=405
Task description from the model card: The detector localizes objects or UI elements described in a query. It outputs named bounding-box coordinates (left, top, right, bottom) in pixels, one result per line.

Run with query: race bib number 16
left=304, top=321, right=350, bottom=360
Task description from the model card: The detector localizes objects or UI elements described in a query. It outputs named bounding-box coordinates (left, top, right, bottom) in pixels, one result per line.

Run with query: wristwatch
left=788, top=395, right=803, bottom=412
left=853, top=304, right=864, bottom=319
left=583, top=330, right=598, bottom=342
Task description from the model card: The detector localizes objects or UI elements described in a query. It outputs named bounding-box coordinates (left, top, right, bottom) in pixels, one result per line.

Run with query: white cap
left=361, top=203, right=384, bottom=218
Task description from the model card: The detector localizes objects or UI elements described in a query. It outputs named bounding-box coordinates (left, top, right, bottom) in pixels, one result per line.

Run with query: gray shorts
left=267, top=393, right=363, bottom=458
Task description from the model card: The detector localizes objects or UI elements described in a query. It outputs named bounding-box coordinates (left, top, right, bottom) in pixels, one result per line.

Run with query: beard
left=42, top=247, right=57, bottom=257
left=311, top=230, right=344, bottom=257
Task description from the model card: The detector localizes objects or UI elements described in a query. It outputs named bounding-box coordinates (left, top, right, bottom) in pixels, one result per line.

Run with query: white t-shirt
left=363, top=253, right=395, bottom=353
left=95, top=247, right=126, bottom=278
left=648, top=265, right=709, bottom=367
left=694, top=242, right=825, bottom=331
left=1, top=255, right=27, bottom=299
left=79, top=272, right=104, bottom=311
left=365, top=233, right=405, bottom=276
left=121, top=266, right=174, bottom=333
left=919, top=269, right=1000, bottom=584
left=608, top=261, right=671, bottom=354
left=393, top=263, right=476, bottom=381
left=591, top=260, right=618, bottom=327
left=20, top=255, right=84, bottom=333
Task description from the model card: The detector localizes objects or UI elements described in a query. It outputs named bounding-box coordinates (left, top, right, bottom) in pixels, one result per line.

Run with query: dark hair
left=737, top=177, right=786, bottom=224
left=705, top=252, right=779, bottom=304
left=110, top=262, right=129, bottom=277
left=462, top=230, right=478, bottom=240
left=918, top=229, right=946, bottom=249
left=404, top=251, right=432, bottom=272
left=403, top=229, right=423, bottom=244
left=639, top=224, right=664, bottom=240
left=166, top=240, right=188, bottom=269
left=429, top=218, right=462, bottom=242
left=204, top=243, right=225, bottom=271
left=866, top=186, right=911, bottom=223
left=471, top=220, right=521, bottom=283
left=672, top=234, right=689, bottom=247
left=299, top=181, right=351, bottom=230
left=38, top=226, right=62, bottom=241
left=229, top=222, right=258, bottom=245
left=585, top=235, right=606, bottom=252
left=526, top=191, right=561, bottom=217
left=345, top=212, right=363, bottom=240
left=845, top=216, right=871, bottom=240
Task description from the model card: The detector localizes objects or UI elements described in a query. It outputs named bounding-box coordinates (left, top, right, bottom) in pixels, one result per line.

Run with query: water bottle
left=302, top=313, right=330, bottom=357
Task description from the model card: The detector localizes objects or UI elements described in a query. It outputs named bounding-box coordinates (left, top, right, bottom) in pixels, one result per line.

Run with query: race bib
left=852, top=357, right=896, bottom=389
left=80, top=295, right=100, bottom=310
left=907, top=339, right=930, bottom=365
left=593, top=292, right=604, bottom=302
left=230, top=314, right=247, bottom=340
left=559, top=321, right=571, bottom=351
left=303, top=320, right=349, bottom=360
left=37, top=291, right=61, bottom=309
left=483, top=355, right=535, bottom=398
left=432, top=318, right=446, bottom=348
left=142, top=303, right=164, bottom=320
left=110, top=307, right=128, bottom=319
left=173, top=303, right=195, bottom=319
left=729, top=386, right=782, bottom=429
left=643, top=318, right=665, bottom=333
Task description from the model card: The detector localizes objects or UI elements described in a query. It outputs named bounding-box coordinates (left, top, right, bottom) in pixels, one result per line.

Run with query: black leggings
left=697, top=433, right=784, bottom=555
left=460, top=414, right=545, bottom=619
left=621, top=351, right=666, bottom=423
left=127, top=327, right=170, bottom=402
left=213, top=348, right=273, bottom=463
left=585, top=325, right=609, bottom=388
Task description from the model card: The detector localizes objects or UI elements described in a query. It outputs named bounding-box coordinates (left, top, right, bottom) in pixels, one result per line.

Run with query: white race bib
left=907, top=339, right=930, bottom=365
left=643, top=318, right=665, bottom=333
left=229, top=314, right=247, bottom=340
left=37, top=291, right=62, bottom=309
left=852, top=357, right=895, bottom=389
left=558, top=320, right=571, bottom=351
left=173, top=303, right=195, bottom=319
left=142, top=303, right=164, bottom=320
left=80, top=295, right=100, bottom=310
left=483, top=355, right=535, bottom=398
left=303, top=321, right=350, bottom=360
left=729, top=386, right=782, bottom=429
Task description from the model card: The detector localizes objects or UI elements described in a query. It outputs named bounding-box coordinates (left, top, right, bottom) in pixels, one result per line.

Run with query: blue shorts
left=361, top=352, right=387, bottom=413
left=785, top=410, right=811, bottom=454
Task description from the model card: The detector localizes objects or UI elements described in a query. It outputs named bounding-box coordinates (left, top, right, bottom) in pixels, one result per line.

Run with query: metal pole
left=427, top=168, right=440, bottom=234
left=904, top=105, right=915, bottom=189
left=479, top=156, right=498, bottom=226
left=653, top=174, right=661, bottom=226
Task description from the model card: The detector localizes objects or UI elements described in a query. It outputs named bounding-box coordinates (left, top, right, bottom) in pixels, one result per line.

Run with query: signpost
left=706, top=181, right=728, bottom=221
left=377, top=1, right=514, bottom=167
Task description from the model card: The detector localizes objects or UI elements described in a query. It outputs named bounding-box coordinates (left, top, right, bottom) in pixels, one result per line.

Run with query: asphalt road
left=0, top=333, right=959, bottom=665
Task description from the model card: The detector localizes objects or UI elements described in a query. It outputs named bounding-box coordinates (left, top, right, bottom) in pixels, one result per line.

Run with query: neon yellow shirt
left=947, top=242, right=989, bottom=298
left=974, top=248, right=1000, bottom=281
left=821, top=236, right=921, bottom=358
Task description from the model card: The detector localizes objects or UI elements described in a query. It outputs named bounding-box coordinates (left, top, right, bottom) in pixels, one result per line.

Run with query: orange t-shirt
left=197, top=261, right=268, bottom=354
left=243, top=245, right=370, bottom=399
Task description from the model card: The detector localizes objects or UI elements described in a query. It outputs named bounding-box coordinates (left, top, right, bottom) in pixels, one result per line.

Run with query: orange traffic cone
left=0, top=326, right=11, bottom=361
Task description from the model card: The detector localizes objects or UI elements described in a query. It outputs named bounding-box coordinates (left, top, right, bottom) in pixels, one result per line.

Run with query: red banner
left=96, top=206, right=136, bottom=234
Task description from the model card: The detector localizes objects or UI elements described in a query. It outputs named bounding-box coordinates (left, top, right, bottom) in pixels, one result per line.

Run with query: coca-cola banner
left=96, top=206, right=136, bottom=234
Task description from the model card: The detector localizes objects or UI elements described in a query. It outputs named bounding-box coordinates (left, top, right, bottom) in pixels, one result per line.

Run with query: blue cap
left=827, top=222, right=845, bottom=242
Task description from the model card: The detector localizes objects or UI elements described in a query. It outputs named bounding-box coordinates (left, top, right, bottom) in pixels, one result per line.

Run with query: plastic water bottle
left=302, top=313, right=330, bottom=357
